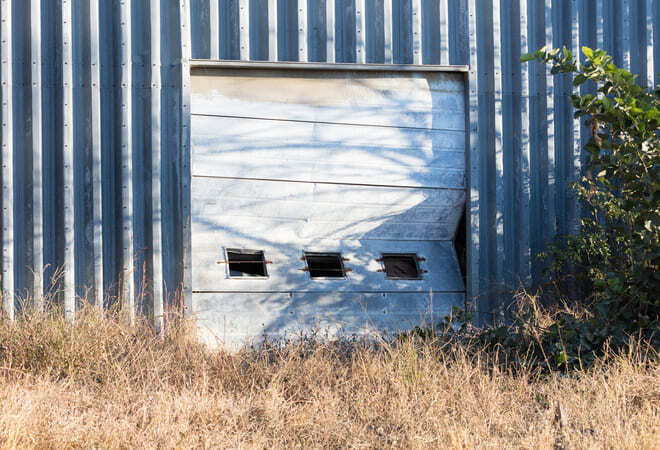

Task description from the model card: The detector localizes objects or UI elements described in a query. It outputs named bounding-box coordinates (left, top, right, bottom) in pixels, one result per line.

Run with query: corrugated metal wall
left=1, top=0, right=658, bottom=324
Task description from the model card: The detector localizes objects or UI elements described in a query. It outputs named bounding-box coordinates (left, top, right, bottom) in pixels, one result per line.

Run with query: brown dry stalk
left=0, top=303, right=658, bottom=449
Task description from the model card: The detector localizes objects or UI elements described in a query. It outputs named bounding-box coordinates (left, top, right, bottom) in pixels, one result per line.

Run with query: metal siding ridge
left=603, top=0, right=613, bottom=57
left=30, top=0, right=44, bottom=306
left=239, top=0, right=250, bottom=60
left=492, top=0, right=505, bottom=310
left=72, top=0, right=86, bottom=306
left=383, top=0, right=393, bottom=63
left=151, top=0, right=163, bottom=330
left=645, top=0, right=655, bottom=87
left=297, top=0, right=307, bottom=61
left=527, top=0, right=543, bottom=283
left=500, top=0, right=514, bottom=294
left=654, top=0, right=660, bottom=87
left=475, top=0, right=493, bottom=316
left=570, top=0, right=581, bottom=234
left=412, top=0, right=422, bottom=64
left=621, top=0, right=631, bottom=71
left=355, top=0, right=365, bottom=63
left=326, top=0, right=335, bottom=63
left=596, top=0, right=604, bottom=50
left=449, top=0, right=469, bottom=66
left=90, top=0, right=103, bottom=308
left=12, top=0, right=27, bottom=300
left=119, top=0, right=134, bottom=318
left=210, top=0, right=220, bottom=59
left=466, top=0, right=481, bottom=321
left=62, top=0, right=75, bottom=318
left=181, top=0, right=193, bottom=314
left=518, top=0, right=531, bottom=284
left=552, top=1, right=566, bottom=238
left=544, top=0, right=556, bottom=253
left=268, top=0, right=277, bottom=60
left=439, top=0, right=449, bottom=65
left=1, top=0, right=14, bottom=318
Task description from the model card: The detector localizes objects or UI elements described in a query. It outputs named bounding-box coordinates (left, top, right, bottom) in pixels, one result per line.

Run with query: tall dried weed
left=0, top=302, right=657, bottom=448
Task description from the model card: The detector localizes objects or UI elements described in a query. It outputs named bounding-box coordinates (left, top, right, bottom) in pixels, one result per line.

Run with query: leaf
left=555, top=351, right=568, bottom=365
left=520, top=53, right=536, bottom=62
left=573, top=74, right=587, bottom=86
left=582, top=46, right=594, bottom=59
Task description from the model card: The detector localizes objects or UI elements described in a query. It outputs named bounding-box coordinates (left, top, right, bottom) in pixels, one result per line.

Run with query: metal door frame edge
left=183, top=60, right=472, bottom=318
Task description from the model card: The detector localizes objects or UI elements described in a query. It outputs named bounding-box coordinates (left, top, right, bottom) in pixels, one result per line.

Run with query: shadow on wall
left=188, top=69, right=468, bottom=349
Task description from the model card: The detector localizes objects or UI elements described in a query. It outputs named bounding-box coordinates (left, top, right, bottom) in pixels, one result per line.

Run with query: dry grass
left=0, top=304, right=658, bottom=449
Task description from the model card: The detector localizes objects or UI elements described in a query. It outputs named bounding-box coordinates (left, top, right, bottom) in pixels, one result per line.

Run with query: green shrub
left=515, top=46, right=660, bottom=366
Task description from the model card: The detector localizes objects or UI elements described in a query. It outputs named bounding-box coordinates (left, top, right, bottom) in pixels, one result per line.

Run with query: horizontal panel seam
left=190, top=113, right=466, bottom=132
left=191, top=175, right=466, bottom=190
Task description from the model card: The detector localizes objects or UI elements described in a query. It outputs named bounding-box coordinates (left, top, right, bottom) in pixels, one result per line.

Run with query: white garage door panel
left=191, top=70, right=465, bottom=131
left=194, top=292, right=463, bottom=350
left=191, top=238, right=464, bottom=293
left=193, top=116, right=465, bottom=151
left=192, top=116, right=465, bottom=188
left=190, top=67, right=466, bottom=348
left=192, top=177, right=465, bottom=241
left=193, top=176, right=463, bottom=206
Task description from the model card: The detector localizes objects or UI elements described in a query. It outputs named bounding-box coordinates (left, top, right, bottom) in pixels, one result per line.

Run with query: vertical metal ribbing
left=491, top=0, right=505, bottom=312
left=30, top=0, right=44, bottom=306
left=383, top=0, right=393, bottom=63
left=151, top=0, right=163, bottom=330
left=411, top=0, right=422, bottom=64
left=653, top=0, right=660, bottom=87
left=569, top=0, right=581, bottom=234
left=500, top=0, right=513, bottom=295
left=119, top=0, right=134, bottom=318
left=355, top=0, right=365, bottom=63
left=326, top=0, right=335, bottom=62
left=62, top=0, right=75, bottom=318
left=466, top=0, right=481, bottom=320
left=518, top=0, right=531, bottom=284
left=209, top=0, right=219, bottom=59
left=239, top=0, right=250, bottom=60
left=544, top=0, right=556, bottom=251
left=596, top=0, right=604, bottom=50
left=621, top=0, right=631, bottom=71
left=90, top=0, right=103, bottom=308
left=180, top=0, right=192, bottom=315
left=1, top=0, right=14, bottom=318
left=645, top=0, right=655, bottom=87
left=268, top=0, right=277, bottom=60
left=297, top=0, right=307, bottom=61
left=527, top=0, right=543, bottom=283
left=439, top=0, right=449, bottom=65
left=551, top=2, right=564, bottom=239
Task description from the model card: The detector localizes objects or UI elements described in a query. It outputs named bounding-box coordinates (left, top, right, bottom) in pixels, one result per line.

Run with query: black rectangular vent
left=381, top=254, right=421, bottom=279
left=226, top=249, right=268, bottom=277
left=304, top=252, right=346, bottom=278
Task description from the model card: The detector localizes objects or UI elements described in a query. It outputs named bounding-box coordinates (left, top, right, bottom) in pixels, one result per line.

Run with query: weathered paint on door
left=190, top=65, right=467, bottom=349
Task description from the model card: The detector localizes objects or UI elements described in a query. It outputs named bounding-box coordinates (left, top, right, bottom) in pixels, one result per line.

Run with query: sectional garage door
left=190, top=64, right=467, bottom=349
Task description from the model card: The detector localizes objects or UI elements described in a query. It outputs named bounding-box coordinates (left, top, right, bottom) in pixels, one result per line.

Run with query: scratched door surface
left=190, top=65, right=467, bottom=349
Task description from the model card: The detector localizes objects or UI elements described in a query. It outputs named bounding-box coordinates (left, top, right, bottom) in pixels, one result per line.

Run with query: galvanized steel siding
left=0, top=0, right=190, bottom=320
left=1, top=1, right=659, bottom=323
